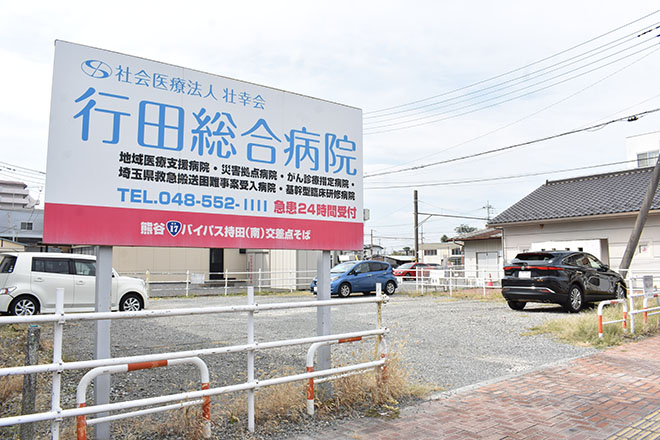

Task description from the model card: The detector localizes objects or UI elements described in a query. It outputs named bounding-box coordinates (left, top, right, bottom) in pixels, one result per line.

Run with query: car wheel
left=507, top=300, right=526, bottom=311
left=616, top=282, right=627, bottom=299
left=119, top=293, right=143, bottom=312
left=385, top=281, right=396, bottom=295
left=10, top=295, right=39, bottom=316
left=564, top=285, right=584, bottom=313
left=338, top=283, right=352, bottom=298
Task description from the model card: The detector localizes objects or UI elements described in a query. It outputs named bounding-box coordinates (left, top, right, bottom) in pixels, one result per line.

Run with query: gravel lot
left=14, top=293, right=598, bottom=438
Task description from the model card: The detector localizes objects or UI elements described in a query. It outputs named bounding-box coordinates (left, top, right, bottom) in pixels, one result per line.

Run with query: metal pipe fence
left=0, top=286, right=388, bottom=438
left=395, top=266, right=503, bottom=296
left=597, top=273, right=660, bottom=337
left=118, top=269, right=318, bottom=296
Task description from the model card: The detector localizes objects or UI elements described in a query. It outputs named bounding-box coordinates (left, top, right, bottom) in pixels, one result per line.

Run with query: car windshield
left=397, top=263, right=414, bottom=269
left=330, top=262, right=357, bottom=274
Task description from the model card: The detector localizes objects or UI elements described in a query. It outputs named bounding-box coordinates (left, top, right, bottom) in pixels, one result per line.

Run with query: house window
left=637, top=150, right=659, bottom=168
left=451, top=248, right=462, bottom=255
left=20, top=222, right=33, bottom=231
left=424, top=249, right=437, bottom=256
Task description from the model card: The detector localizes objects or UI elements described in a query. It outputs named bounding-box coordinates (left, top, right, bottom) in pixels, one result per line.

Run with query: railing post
left=21, top=324, right=40, bottom=440
left=449, top=268, right=453, bottom=296
left=247, top=286, right=255, bottom=432
left=145, top=270, right=151, bottom=298
left=375, top=283, right=382, bottom=360
left=186, top=270, right=190, bottom=297
left=224, top=271, right=228, bottom=296
left=258, top=268, right=262, bottom=293
left=51, top=288, right=64, bottom=439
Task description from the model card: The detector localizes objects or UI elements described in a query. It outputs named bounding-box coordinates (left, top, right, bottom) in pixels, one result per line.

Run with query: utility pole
left=413, top=190, right=419, bottom=262
left=483, top=201, right=494, bottom=222
left=370, top=229, right=374, bottom=259
left=619, top=157, right=660, bottom=275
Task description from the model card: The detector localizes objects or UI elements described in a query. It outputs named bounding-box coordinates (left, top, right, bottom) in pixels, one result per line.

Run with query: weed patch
left=526, top=298, right=660, bottom=348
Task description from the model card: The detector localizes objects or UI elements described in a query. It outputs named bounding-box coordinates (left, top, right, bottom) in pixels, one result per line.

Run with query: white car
left=0, top=252, right=149, bottom=316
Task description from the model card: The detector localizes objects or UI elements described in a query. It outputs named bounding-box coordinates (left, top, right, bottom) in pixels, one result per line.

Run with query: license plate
left=518, top=271, right=531, bottom=279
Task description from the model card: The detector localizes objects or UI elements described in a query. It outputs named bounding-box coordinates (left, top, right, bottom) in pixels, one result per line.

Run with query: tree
left=441, top=234, right=449, bottom=242
left=402, top=246, right=411, bottom=256
left=455, top=224, right=477, bottom=234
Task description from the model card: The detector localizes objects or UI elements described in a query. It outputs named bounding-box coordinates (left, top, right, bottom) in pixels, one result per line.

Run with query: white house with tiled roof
left=488, top=167, right=660, bottom=273
left=451, top=228, right=502, bottom=280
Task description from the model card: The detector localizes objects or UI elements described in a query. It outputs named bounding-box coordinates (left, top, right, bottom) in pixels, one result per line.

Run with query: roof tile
left=489, top=167, right=660, bottom=224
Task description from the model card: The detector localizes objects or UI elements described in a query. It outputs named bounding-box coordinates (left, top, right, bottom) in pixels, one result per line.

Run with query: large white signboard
left=44, top=41, right=363, bottom=250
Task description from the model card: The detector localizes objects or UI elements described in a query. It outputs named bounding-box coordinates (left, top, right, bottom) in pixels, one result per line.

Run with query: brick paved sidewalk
left=300, top=334, right=660, bottom=439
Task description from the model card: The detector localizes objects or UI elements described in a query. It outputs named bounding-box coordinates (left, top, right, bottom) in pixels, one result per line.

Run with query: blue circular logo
left=80, top=60, right=112, bottom=79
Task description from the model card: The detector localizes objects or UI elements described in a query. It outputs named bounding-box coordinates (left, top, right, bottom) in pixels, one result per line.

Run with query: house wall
left=269, top=249, right=321, bottom=290
left=112, top=247, right=246, bottom=281
left=0, top=238, right=25, bottom=250
left=500, top=213, right=660, bottom=272
left=626, top=131, right=660, bottom=168
left=420, top=242, right=462, bottom=265
left=463, top=238, right=502, bottom=279
left=0, top=208, right=44, bottom=243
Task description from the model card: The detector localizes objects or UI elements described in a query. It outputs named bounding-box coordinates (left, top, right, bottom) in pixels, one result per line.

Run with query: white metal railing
left=119, top=269, right=318, bottom=296
left=597, top=274, right=660, bottom=337
left=76, top=357, right=211, bottom=439
left=395, top=266, right=503, bottom=296
left=0, top=286, right=388, bottom=438
left=597, top=299, right=628, bottom=338
left=626, top=274, right=660, bottom=335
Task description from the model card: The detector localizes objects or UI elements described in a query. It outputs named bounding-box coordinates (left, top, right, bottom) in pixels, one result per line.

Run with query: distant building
left=451, top=228, right=502, bottom=280
left=0, top=207, right=44, bottom=248
left=489, top=167, right=660, bottom=273
left=419, top=242, right=463, bottom=266
left=626, top=131, right=660, bottom=168
left=0, top=181, right=39, bottom=209
left=0, top=237, right=26, bottom=251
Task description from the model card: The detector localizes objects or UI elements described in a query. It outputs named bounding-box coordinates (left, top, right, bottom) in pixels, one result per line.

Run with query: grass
left=0, top=323, right=429, bottom=439
left=212, top=341, right=433, bottom=436
left=526, top=297, right=660, bottom=348
left=405, top=286, right=505, bottom=302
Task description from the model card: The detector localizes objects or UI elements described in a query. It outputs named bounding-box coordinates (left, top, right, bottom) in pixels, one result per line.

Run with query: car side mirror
left=601, top=264, right=609, bottom=271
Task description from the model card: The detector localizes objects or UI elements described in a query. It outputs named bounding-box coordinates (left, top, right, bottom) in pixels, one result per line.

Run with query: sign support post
left=94, top=245, right=113, bottom=440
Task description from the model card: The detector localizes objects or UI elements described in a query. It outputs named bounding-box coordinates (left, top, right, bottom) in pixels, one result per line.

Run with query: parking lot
left=59, top=293, right=595, bottom=396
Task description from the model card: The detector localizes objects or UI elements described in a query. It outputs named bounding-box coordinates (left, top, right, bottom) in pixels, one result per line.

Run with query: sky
left=2, top=1, right=660, bottom=253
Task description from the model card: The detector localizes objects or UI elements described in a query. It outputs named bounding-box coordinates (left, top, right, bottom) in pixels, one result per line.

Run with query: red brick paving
left=306, top=335, right=660, bottom=439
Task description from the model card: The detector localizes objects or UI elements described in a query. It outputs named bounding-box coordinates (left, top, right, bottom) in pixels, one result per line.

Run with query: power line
left=364, top=40, right=660, bottom=134
left=365, top=41, right=660, bottom=176
left=418, top=212, right=488, bottom=221
left=0, top=161, right=46, bottom=176
left=365, top=22, right=660, bottom=124
left=363, top=107, right=660, bottom=179
left=365, top=9, right=660, bottom=115
left=365, top=159, right=638, bottom=189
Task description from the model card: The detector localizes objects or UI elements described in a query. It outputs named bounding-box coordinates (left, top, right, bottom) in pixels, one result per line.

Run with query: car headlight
left=0, top=287, right=16, bottom=295
left=331, top=276, right=339, bottom=282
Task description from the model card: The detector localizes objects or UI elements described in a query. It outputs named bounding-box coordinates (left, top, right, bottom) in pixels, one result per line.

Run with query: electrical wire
left=365, top=41, right=660, bottom=176
left=364, top=40, right=660, bottom=134
left=365, top=23, right=660, bottom=124
left=365, top=9, right=660, bottom=115
left=365, top=159, right=637, bottom=189
left=364, top=107, right=660, bottom=179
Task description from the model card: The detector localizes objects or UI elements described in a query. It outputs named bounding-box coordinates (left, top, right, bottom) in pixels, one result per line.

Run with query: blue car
left=310, top=260, right=398, bottom=297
